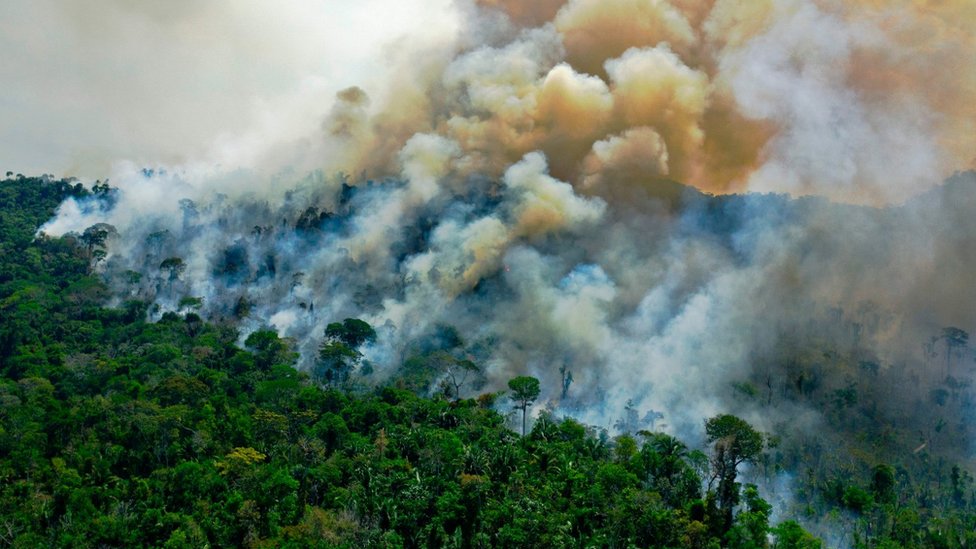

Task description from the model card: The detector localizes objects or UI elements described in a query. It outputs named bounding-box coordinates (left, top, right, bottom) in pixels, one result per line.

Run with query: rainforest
left=2, top=0, right=976, bottom=547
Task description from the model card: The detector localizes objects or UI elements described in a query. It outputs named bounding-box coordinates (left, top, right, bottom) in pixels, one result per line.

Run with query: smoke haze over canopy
left=23, top=0, right=976, bottom=451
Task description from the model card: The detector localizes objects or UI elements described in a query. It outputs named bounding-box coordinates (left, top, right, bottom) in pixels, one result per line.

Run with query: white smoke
left=28, top=0, right=976, bottom=461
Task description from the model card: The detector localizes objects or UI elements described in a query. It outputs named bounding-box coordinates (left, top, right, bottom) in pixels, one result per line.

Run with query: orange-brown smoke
left=333, top=0, right=975, bottom=205
left=475, top=0, right=566, bottom=27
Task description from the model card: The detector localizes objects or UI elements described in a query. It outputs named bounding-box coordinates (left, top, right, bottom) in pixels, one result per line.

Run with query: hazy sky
left=0, top=0, right=459, bottom=178
left=3, top=0, right=973, bottom=202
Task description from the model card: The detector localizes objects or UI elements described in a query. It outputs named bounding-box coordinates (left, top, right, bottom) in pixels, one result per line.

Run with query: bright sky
left=0, top=0, right=459, bottom=178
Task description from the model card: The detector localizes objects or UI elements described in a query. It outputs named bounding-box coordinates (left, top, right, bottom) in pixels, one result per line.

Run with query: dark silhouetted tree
left=508, top=376, right=540, bottom=436
left=159, top=257, right=186, bottom=281
left=940, top=327, right=969, bottom=378
left=871, top=463, right=897, bottom=506
left=559, top=364, right=573, bottom=399
left=80, top=223, right=115, bottom=270
left=439, top=353, right=480, bottom=401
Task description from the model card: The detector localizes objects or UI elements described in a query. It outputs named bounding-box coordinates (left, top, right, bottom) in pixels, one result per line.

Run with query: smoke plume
left=36, top=0, right=976, bottom=468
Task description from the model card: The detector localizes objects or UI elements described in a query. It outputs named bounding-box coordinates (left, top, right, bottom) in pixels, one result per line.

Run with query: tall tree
left=159, top=257, right=186, bottom=281
left=325, top=318, right=377, bottom=348
left=439, top=353, right=480, bottom=402
left=80, top=223, right=112, bottom=255
left=80, top=223, right=115, bottom=271
left=317, top=318, right=376, bottom=386
left=508, top=376, right=540, bottom=436
left=705, top=414, right=764, bottom=536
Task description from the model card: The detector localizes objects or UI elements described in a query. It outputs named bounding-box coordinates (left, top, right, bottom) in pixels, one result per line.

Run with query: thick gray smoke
left=39, top=161, right=976, bottom=441
left=37, top=0, right=976, bottom=460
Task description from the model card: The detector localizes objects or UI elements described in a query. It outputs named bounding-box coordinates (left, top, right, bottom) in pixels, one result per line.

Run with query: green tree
left=80, top=223, right=115, bottom=270
left=507, top=376, right=540, bottom=436
left=871, top=464, right=897, bottom=506
left=726, top=484, right=771, bottom=548
left=705, top=414, right=764, bottom=535
left=316, top=318, right=376, bottom=386
left=641, top=433, right=702, bottom=507
left=772, top=520, right=821, bottom=548
left=80, top=223, right=113, bottom=255
left=317, top=340, right=361, bottom=386
left=324, top=318, right=376, bottom=348
left=245, top=329, right=296, bottom=370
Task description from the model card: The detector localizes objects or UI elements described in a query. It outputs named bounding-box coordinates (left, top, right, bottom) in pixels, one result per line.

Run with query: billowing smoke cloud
left=35, top=0, right=976, bottom=466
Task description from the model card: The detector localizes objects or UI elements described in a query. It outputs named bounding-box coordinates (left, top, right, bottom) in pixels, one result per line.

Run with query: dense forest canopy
left=3, top=174, right=976, bottom=547
left=3, top=1, right=976, bottom=548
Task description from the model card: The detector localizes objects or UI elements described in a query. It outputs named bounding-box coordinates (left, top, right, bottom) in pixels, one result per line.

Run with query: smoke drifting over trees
left=33, top=0, right=976, bottom=491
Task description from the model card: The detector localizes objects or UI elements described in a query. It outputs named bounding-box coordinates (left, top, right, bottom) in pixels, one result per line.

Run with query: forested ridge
left=1, top=175, right=975, bottom=548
